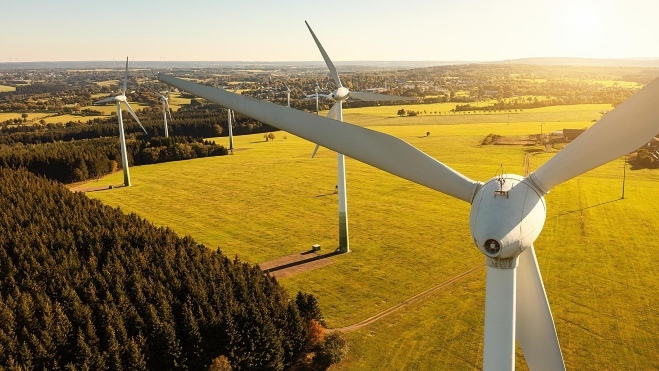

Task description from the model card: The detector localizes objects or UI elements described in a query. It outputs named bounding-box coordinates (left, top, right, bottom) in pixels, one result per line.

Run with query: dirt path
left=259, top=250, right=338, bottom=279
left=332, top=264, right=485, bottom=332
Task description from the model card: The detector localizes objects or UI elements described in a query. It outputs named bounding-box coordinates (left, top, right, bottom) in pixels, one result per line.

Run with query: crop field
left=167, top=92, right=191, bottom=110
left=340, top=103, right=611, bottom=127
left=41, top=113, right=106, bottom=124
left=0, top=85, right=15, bottom=92
left=0, top=112, right=52, bottom=122
left=588, top=79, right=642, bottom=88
left=78, top=114, right=659, bottom=370
left=95, top=79, right=119, bottom=87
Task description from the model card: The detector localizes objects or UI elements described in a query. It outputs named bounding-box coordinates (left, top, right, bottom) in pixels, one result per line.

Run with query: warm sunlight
left=557, top=1, right=611, bottom=57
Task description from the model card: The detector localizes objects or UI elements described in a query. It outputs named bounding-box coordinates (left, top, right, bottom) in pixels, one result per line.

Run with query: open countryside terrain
left=79, top=108, right=659, bottom=370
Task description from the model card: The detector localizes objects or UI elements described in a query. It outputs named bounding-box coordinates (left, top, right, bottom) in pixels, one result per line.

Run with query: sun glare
left=557, top=2, right=610, bottom=57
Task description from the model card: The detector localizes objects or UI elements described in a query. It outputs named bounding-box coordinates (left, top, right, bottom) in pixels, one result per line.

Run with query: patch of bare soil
left=482, top=133, right=540, bottom=146
left=259, top=250, right=338, bottom=279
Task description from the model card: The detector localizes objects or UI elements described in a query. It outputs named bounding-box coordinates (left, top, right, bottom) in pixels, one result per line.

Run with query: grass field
left=77, top=112, right=659, bottom=370
left=40, top=114, right=108, bottom=124
left=0, top=85, right=15, bottom=92
left=0, top=112, right=52, bottom=122
left=340, top=103, right=610, bottom=127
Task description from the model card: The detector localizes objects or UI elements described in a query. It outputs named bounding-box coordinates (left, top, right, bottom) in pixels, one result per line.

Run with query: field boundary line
left=332, top=263, right=485, bottom=333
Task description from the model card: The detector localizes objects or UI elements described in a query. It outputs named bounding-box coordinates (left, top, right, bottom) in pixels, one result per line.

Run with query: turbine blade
left=93, top=96, right=116, bottom=105
left=159, top=74, right=479, bottom=202
left=350, top=91, right=417, bottom=102
left=311, top=144, right=321, bottom=158
left=123, top=57, right=129, bottom=95
left=166, top=102, right=173, bottom=121
left=516, top=246, right=565, bottom=371
left=327, top=102, right=339, bottom=120
left=311, top=103, right=338, bottom=157
left=483, top=264, right=516, bottom=370
left=530, top=77, right=659, bottom=193
left=305, top=21, right=342, bottom=88
left=124, top=101, right=148, bottom=134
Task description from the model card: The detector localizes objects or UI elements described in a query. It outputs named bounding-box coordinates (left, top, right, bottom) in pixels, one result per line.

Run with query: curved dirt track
left=332, top=263, right=485, bottom=332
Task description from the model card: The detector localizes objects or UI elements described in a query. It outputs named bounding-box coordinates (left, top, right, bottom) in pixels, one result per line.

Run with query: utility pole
left=621, top=155, right=627, bottom=199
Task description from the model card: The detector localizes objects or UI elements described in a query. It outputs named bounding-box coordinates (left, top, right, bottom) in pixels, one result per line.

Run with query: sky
left=3, top=0, right=658, bottom=62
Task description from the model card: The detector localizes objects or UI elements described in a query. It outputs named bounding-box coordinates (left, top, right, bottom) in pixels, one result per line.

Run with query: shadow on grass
left=524, top=148, right=545, bottom=153
left=315, top=192, right=337, bottom=198
left=554, top=198, right=622, bottom=217
left=261, top=250, right=342, bottom=274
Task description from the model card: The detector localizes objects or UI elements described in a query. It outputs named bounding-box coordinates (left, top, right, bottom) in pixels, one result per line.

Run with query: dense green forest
left=0, top=136, right=227, bottom=184
left=0, top=168, right=337, bottom=370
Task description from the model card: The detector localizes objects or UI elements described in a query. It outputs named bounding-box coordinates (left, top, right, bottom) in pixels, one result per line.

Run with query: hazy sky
left=3, top=0, right=658, bottom=62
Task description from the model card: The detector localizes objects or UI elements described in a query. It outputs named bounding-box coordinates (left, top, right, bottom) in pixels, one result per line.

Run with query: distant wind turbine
left=305, top=21, right=416, bottom=253
left=284, top=84, right=292, bottom=107
left=227, top=84, right=240, bottom=154
left=156, top=89, right=172, bottom=137
left=93, top=57, right=147, bottom=187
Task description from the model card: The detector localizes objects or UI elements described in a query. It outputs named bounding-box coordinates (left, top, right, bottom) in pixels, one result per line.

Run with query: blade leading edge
left=305, top=21, right=342, bottom=88
left=531, top=76, right=659, bottom=193
left=159, top=74, right=480, bottom=203
left=123, top=101, right=148, bottom=134
left=516, top=246, right=565, bottom=371
left=123, top=57, right=129, bottom=95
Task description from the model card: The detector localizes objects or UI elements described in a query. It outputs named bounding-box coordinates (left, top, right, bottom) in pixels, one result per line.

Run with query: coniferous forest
left=0, top=168, right=327, bottom=370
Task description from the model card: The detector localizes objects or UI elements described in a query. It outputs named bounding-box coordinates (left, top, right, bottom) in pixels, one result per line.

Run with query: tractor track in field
left=332, top=263, right=485, bottom=333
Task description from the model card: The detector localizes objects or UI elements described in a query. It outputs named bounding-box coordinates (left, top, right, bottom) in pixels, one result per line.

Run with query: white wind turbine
left=226, top=84, right=240, bottom=154
left=159, top=72, right=659, bottom=371
left=305, top=81, right=329, bottom=115
left=305, top=21, right=416, bottom=253
left=94, top=57, right=147, bottom=187
left=284, top=84, right=292, bottom=107
left=155, top=89, right=172, bottom=137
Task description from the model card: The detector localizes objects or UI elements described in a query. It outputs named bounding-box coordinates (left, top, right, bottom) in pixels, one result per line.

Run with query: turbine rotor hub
left=469, top=174, right=546, bottom=263
left=332, top=86, right=350, bottom=101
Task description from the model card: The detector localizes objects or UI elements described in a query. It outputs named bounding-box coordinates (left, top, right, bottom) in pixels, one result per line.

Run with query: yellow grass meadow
left=77, top=109, right=659, bottom=370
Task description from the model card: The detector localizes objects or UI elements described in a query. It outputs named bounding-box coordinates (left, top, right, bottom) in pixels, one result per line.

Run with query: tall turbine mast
left=305, top=21, right=416, bottom=253
left=156, top=89, right=172, bottom=138
left=94, top=57, right=147, bottom=187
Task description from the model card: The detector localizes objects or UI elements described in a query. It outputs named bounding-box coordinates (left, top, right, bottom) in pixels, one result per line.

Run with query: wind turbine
left=156, top=89, right=172, bottom=137
left=284, top=84, right=292, bottom=107
left=94, top=57, right=147, bottom=187
left=305, top=21, right=416, bottom=253
left=225, top=84, right=240, bottom=154
left=158, top=72, right=659, bottom=371
left=305, top=81, right=329, bottom=115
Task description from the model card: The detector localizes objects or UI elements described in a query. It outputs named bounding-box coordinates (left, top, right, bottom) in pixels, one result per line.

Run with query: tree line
left=0, top=168, right=344, bottom=370
left=0, top=136, right=227, bottom=184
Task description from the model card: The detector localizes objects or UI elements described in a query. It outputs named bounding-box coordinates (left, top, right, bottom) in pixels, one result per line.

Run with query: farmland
left=78, top=109, right=659, bottom=370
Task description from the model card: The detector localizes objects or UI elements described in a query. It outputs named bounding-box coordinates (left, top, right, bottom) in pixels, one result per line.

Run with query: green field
left=78, top=113, right=659, bottom=370
left=0, top=112, right=52, bottom=122
left=0, top=85, right=15, bottom=92
left=340, top=103, right=610, bottom=127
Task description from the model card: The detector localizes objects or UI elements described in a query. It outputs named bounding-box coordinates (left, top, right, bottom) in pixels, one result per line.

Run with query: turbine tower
left=156, top=89, right=172, bottom=137
left=305, top=21, right=416, bottom=253
left=226, top=85, right=240, bottom=154
left=284, top=84, right=292, bottom=107
left=158, top=72, right=659, bottom=371
left=94, top=57, right=147, bottom=187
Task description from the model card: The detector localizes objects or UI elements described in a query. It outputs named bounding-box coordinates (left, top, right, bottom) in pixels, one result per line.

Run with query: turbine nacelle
left=115, top=95, right=127, bottom=102
left=332, top=86, right=350, bottom=101
left=469, top=174, right=546, bottom=263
